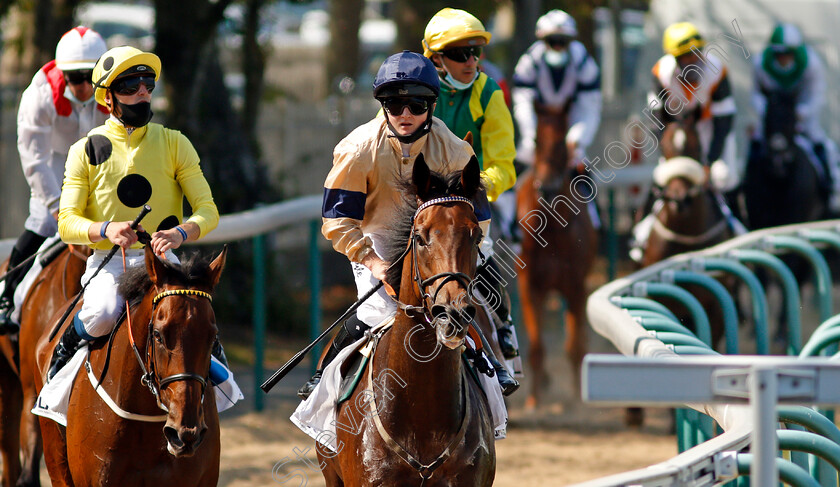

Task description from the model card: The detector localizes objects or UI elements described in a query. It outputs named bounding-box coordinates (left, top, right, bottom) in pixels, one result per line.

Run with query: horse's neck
left=660, top=191, right=719, bottom=234
left=377, top=278, right=464, bottom=436
left=90, top=302, right=159, bottom=414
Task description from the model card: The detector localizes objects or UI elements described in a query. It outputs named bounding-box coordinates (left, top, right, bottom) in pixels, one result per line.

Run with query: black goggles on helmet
left=111, top=75, right=156, bottom=96
left=543, top=35, right=572, bottom=49
left=64, top=70, right=93, bottom=85
left=440, top=45, right=482, bottom=63
left=380, top=97, right=432, bottom=116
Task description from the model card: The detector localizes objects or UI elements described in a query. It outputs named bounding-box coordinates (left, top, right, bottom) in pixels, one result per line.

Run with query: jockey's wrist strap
left=175, top=226, right=188, bottom=242
left=100, top=221, right=111, bottom=240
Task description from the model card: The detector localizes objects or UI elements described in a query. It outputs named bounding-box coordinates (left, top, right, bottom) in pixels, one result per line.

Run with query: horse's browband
left=153, top=289, right=213, bottom=305
left=413, top=196, right=474, bottom=221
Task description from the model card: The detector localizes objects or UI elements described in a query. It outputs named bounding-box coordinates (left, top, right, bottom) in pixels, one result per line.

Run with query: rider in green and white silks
left=751, top=22, right=840, bottom=212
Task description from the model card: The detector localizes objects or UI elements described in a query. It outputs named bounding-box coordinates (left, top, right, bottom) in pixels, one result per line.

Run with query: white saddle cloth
left=290, top=318, right=507, bottom=454
left=33, top=346, right=242, bottom=426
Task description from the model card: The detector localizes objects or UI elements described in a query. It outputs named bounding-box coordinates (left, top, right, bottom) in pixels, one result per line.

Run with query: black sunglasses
left=381, top=97, right=431, bottom=116
left=112, top=75, right=156, bottom=96
left=64, top=70, right=93, bottom=85
left=441, top=45, right=482, bottom=63
left=544, top=35, right=571, bottom=48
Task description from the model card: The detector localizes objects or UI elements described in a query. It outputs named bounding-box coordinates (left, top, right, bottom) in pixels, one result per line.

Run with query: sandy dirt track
left=217, top=326, right=677, bottom=487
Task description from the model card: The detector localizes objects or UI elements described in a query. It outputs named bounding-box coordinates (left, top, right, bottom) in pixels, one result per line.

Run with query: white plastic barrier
left=576, top=219, right=840, bottom=486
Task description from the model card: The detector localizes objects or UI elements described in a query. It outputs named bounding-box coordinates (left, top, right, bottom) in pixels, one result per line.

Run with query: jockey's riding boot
left=48, top=321, right=86, bottom=381
left=471, top=320, right=519, bottom=396
left=489, top=350, right=519, bottom=397
left=0, top=297, right=16, bottom=335
left=496, top=321, right=519, bottom=359
left=297, top=315, right=367, bottom=400
left=211, top=339, right=229, bottom=368
left=813, top=142, right=833, bottom=194
left=0, top=231, right=46, bottom=334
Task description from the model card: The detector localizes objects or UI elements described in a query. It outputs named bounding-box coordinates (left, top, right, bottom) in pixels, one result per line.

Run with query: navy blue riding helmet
left=373, top=51, right=440, bottom=143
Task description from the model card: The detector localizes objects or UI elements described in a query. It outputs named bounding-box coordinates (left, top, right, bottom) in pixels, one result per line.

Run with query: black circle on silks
left=85, top=135, right=112, bottom=166
left=117, top=174, right=152, bottom=208
left=157, top=215, right=180, bottom=231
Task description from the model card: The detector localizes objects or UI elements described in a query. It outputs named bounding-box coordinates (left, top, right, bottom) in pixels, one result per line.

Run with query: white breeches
left=77, top=248, right=178, bottom=340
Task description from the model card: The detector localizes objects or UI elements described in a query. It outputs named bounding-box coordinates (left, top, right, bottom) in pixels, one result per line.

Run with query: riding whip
left=48, top=205, right=152, bottom=342
left=0, top=237, right=66, bottom=284
left=260, top=281, right=384, bottom=393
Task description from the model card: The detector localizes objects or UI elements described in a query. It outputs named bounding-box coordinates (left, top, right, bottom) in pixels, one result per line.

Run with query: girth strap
left=367, top=354, right=471, bottom=484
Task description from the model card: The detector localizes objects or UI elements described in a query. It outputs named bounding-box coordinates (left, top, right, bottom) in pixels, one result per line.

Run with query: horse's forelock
left=117, top=253, right=216, bottom=309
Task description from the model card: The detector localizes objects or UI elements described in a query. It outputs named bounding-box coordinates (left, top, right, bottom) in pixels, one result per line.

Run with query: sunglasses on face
left=441, top=45, right=482, bottom=63
left=544, top=35, right=571, bottom=49
left=64, top=70, right=93, bottom=85
left=381, top=97, right=431, bottom=116
left=112, top=75, right=156, bottom=96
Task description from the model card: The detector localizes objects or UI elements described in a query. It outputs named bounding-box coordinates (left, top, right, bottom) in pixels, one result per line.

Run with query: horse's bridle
left=395, top=196, right=478, bottom=321
left=128, top=288, right=214, bottom=412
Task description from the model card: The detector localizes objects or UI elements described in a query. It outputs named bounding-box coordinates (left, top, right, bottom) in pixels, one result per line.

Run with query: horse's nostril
left=463, top=305, right=476, bottom=321
left=164, top=426, right=183, bottom=449
left=431, top=304, right=447, bottom=318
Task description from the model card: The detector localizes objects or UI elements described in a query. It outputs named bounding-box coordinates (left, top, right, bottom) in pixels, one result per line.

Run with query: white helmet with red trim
left=55, top=26, right=107, bottom=71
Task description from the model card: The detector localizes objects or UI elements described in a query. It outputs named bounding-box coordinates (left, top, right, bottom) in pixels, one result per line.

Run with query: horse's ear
left=464, top=131, right=473, bottom=147
left=461, top=155, right=480, bottom=198
left=145, top=246, right=167, bottom=286
left=412, top=153, right=431, bottom=198
left=207, top=245, right=228, bottom=290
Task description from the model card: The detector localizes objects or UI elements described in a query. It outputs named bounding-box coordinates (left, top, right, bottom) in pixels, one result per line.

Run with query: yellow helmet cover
left=423, top=8, right=491, bottom=58
left=663, top=22, right=705, bottom=57
left=92, top=46, right=161, bottom=106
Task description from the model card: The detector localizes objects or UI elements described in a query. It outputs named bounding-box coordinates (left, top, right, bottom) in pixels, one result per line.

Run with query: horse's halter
left=395, top=196, right=478, bottom=323
left=128, top=288, right=213, bottom=413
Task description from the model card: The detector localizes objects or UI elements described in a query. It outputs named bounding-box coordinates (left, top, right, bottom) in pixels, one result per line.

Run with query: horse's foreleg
left=316, top=446, right=344, bottom=487
left=37, top=418, right=73, bottom=487
left=0, top=358, right=22, bottom=487
left=518, top=274, right=546, bottom=410
left=564, top=295, right=588, bottom=398
left=18, top=385, right=42, bottom=487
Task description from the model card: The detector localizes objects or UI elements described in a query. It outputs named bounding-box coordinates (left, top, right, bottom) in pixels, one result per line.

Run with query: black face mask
left=114, top=99, right=153, bottom=128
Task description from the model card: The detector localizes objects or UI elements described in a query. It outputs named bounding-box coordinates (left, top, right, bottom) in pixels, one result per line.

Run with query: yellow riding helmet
left=663, top=22, right=705, bottom=57
left=92, top=46, right=161, bottom=107
left=422, top=8, right=491, bottom=58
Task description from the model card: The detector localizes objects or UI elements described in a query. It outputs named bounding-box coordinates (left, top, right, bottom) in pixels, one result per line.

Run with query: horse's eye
left=153, top=330, right=163, bottom=343
left=415, top=234, right=427, bottom=247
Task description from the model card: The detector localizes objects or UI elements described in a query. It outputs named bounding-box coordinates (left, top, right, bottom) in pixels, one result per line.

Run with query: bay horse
left=316, top=154, right=496, bottom=486
left=21, top=246, right=226, bottom=486
left=744, top=90, right=825, bottom=230
left=0, top=244, right=87, bottom=487
left=516, top=102, right=597, bottom=408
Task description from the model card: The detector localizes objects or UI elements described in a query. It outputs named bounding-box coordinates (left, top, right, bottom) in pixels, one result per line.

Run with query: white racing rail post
left=583, top=354, right=840, bottom=486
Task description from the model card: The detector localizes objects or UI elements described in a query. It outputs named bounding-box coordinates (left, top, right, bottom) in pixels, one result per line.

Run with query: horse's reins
left=124, top=254, right=212, bottom=413
left=651, top=184, right=728, bottom=246
left=372, top=195, right=476, bottom=483
left=394, top=196, right=477, bottom=321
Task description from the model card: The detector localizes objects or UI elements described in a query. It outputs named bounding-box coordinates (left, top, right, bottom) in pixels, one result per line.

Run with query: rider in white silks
left=750, top=22, right=840, bottom=212
left=499, top=9, right=602, bottom=239
left=296, top=51, right=518, bottom=402
left=629, top=22, right=745, bottom=263
left=0, top=27, right=108, bottom=333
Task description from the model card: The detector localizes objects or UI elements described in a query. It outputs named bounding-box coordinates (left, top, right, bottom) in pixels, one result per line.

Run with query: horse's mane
left=380, top=165, right=482, bottom=296
left=117, top=252, right=215, bottom=309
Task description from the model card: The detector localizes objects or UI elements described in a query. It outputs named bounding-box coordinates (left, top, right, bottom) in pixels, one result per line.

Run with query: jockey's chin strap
left=121, top=248, right=212, bottom=414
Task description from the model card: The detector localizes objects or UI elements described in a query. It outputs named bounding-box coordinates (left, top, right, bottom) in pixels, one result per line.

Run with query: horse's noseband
left=399, top=196, right=477, bottom=322
left=132, top=289, right=214, bottom=412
